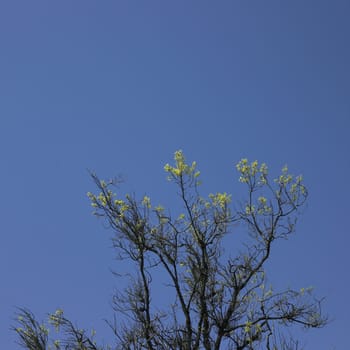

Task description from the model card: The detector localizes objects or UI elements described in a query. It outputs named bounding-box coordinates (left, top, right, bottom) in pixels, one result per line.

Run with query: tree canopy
left=14, top=150, right=326, bottom=350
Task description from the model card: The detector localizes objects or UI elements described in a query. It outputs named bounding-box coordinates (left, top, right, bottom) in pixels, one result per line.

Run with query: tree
left=14, top=150, right=326, bottom=349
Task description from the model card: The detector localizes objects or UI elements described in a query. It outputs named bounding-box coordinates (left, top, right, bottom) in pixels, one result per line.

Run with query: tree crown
left=14, top=150, right=326, bottom=350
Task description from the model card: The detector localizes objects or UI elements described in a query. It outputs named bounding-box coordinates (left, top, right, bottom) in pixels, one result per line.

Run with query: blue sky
left=1, top=1, right=349, bottom=348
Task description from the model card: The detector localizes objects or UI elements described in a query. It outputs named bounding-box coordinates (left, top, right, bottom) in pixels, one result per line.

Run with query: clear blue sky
left=1, top=1, right=349, bottom=348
